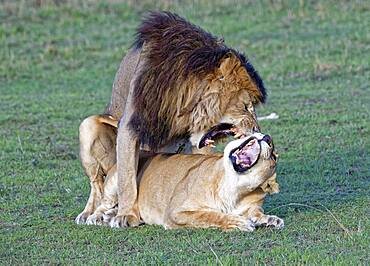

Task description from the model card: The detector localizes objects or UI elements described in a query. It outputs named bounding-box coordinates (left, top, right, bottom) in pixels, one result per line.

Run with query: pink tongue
left=238, top=139, right=260, bottom=166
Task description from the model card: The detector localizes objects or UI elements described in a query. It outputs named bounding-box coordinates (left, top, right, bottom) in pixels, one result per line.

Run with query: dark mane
left=129, top=11, right=267, bottom=149
left=133, top=11, right=217, bottom=50
left=235, top=51, right=267, bottom=103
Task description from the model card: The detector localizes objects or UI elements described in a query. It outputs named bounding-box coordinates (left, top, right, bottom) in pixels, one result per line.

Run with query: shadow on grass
left=263, top=144, right=369, bottom=219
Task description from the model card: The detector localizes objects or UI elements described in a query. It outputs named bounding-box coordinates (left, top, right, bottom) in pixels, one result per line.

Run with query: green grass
left=1, top=0, right=369, bottom=264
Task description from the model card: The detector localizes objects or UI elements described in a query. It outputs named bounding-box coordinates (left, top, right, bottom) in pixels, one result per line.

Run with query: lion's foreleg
left=109, top=121, right=141, bottom=228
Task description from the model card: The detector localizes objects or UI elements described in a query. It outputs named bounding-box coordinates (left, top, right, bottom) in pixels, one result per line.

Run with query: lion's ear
left=218, top=53, right=266, bottom=104
left=218, top=52, right=240, bottom=77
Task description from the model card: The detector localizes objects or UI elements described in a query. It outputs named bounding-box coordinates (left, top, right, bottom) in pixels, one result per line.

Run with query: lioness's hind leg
left=86, top=167, right=118, bottom=226
left=75, top=115, right=117, bottom=224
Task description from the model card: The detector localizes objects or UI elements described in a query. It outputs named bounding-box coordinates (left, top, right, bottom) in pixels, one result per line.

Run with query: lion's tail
left=97, top=115, right=119, bottom=128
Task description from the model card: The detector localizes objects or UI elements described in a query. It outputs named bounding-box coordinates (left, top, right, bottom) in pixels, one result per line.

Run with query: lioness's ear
left=260, top=173, right=280, bottom=194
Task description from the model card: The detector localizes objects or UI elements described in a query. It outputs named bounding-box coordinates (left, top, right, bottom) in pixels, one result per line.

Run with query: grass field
left=1, top=0, right=369, bottom=264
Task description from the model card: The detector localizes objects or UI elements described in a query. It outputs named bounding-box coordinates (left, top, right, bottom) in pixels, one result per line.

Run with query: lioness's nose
left=262, top=134, right=272, bottom=146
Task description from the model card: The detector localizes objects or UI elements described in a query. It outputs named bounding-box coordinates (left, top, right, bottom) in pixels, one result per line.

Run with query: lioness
left=86, top=132, right=283, bottom=231
left=76, top=11, right=268, bottom=227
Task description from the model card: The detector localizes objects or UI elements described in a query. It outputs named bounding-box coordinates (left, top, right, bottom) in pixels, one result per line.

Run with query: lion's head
left=130, top=11, right=267, bottom=150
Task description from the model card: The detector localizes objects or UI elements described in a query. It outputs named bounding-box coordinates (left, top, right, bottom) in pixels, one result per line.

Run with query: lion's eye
left=244, top=102, right=254, bottom=113
left=244, top=103, right=253, bottom=113
left=219, top=75, right=224, bottom=81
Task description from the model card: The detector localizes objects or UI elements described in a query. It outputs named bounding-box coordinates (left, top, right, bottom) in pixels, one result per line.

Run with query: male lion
left=75, top=12, right=267, bottom=227
left=85, top=129, right=283, bottom=231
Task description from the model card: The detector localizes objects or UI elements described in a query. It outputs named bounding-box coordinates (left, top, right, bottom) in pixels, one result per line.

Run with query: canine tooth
left=205, top=139, right=215, bottom=144
left=204, top=139, right=216, bottom=148
left=234, top=132, right=243, bottom=138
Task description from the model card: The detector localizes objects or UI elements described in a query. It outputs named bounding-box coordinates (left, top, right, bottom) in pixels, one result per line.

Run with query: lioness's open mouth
left=229, top=137, right=261, bottom=173
left=228, top=134, right=275, bottom=173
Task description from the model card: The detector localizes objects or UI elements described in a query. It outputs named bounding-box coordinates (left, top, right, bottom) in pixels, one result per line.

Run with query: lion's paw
left=109, top=214, right=129, bottom=228
left=102, top=208, right=118, bottom=224
left=75, top=211, right=92, bottom=225
left=86, top=213, right=104, bottom=226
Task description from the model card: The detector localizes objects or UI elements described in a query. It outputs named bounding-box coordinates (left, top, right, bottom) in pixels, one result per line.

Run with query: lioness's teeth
left=241, top=163, right=249, bottom=168
left=246, top=139, right=255, bottom=146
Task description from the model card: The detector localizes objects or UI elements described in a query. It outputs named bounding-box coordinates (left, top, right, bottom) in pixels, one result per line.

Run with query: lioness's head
left=223, top=133, right=278, bottom=191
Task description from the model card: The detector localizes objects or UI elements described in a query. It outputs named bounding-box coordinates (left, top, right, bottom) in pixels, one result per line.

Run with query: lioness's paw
left=237, top=218, right=255, bottom=232
left=86, top=213, right=104, bottom=226
left=225, top=216, right=255, bottom=232
left=109, top=215, right=128, bottom=228
left=253, top=215, right=284, bottom=229
left=75, top=211, right=92, bottom=225
left=267, top=215, right=284, bottom=229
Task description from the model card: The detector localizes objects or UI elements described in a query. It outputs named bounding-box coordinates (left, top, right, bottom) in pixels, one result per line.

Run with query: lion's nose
left=262, top=134, right=272, bottom=146
left=252, top=126, right=260, bottom=133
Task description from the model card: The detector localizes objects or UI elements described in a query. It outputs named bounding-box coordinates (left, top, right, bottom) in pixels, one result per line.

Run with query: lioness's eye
left=271, top=151, right=278, bottom=162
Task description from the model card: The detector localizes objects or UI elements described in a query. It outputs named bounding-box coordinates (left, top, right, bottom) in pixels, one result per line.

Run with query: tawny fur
left=85, top=134, right=283, bottom=231
left=75, top=115, right=117, bottom=223
left=76, top=11, right=268, bottom=227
